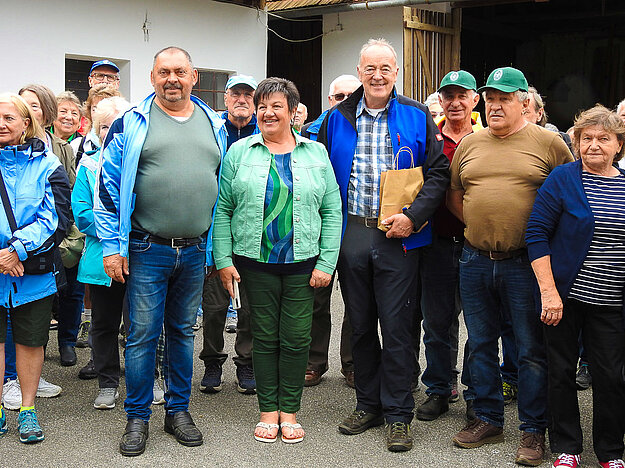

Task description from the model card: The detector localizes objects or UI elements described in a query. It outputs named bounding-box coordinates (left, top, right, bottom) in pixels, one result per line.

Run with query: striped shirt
left=348, top=97, right=394, bottom=217
left=569, top=171, right=625, bottom=306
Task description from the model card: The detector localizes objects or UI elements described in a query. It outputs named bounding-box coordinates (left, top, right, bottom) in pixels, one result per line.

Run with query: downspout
left=275, top=0, right=473, bottom=18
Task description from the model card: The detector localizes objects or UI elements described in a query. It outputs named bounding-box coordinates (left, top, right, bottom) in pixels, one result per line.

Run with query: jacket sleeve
left=212, top=146, right=237, bottom=270
left=10, top=164, right=70, bottom=261
left=93, top=116, right=124, bottom=257
left=315, top=153, right=342, bottom=274
left=71, top=164, right=97, bottom=238
left=525, top=170, right=563, bottom=262
left=403, top=111, right=450, bottom=229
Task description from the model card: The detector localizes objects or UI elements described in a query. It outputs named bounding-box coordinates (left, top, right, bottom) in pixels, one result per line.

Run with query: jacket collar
left=1, top=138, right=47, bottom=159
left=247, top=129, right=310, bottom=149
left=134, top=93, right=225, bottom=131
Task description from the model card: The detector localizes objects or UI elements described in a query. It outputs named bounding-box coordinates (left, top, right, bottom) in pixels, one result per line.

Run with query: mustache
left=164, top=83, right=183, bottom=90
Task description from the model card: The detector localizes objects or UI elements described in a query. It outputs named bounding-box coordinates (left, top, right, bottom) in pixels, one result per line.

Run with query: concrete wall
left=3, top=0, right=267, bottom=103
left=321, top=7, right=404, bottom=110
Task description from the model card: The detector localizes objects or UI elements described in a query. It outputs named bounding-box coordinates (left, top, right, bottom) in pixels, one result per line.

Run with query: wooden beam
left=405, top=20, right=455, bottom=36
left=403, top=7, right=414, bottom=99
left=415, top=29, right=433, bottom=95
left=451, top=7, right=461, bottom=70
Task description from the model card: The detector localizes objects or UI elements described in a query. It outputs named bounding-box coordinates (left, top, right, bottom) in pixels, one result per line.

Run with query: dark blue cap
left=90, top=60, right=120, bottom=74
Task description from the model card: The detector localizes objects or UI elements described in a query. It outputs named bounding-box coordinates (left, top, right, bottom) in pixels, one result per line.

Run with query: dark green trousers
left=240, top=268, right=314, bottom=413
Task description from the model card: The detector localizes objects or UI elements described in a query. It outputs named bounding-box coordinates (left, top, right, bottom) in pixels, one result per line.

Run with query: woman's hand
left=540, top=288, right=563, bottom=326
left=218, top=265, right=241, bottom=299
left=0, top=248, right=21, bottom=275
left=309, top=269, right=331, bottom=288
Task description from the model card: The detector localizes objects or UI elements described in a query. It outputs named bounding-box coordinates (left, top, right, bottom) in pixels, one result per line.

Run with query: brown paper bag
left=378, top=146, right=425, bottom=232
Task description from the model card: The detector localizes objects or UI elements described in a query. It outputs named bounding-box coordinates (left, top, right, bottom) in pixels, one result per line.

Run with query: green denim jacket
left=212, top=132, right=342, bottom=274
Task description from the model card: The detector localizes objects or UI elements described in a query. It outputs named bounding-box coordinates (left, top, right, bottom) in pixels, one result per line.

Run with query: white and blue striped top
left=569, top=171, right=625, bottom=306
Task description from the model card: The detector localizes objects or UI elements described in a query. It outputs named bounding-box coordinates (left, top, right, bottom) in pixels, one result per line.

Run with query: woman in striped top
left=525, top=105, right=625, bottom=468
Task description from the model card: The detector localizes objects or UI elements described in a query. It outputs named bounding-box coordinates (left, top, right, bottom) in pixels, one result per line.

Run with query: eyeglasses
left=362, top=66, right=394, bottom=76
left=331, top=92, right=352, bottom=102
left=90, top=72, right=119, bottom=83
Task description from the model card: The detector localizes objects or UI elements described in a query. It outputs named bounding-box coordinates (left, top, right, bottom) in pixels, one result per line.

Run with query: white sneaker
left=36, top=377, right=62, bottom=398
left=2, top=379, right=21, bottom=410
left=152, top=380, right=165, bottom=405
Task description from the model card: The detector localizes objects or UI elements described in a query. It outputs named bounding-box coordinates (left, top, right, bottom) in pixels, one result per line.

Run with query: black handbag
left=0, top=169, right=56, bottom=275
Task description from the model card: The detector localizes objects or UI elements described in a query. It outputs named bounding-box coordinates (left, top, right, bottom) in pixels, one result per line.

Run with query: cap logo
left=493, top=69, right=503, bottom=81
left=450, top=72, right=459, bottom=81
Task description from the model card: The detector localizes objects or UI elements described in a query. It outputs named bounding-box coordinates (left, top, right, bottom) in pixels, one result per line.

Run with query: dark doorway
left=267, top=15, right=323, bottom=122
left=461, top=0, right=625, bottom=130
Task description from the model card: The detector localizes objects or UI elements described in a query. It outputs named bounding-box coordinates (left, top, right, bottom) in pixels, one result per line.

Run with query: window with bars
left=192, top=70, right=231, bottom=112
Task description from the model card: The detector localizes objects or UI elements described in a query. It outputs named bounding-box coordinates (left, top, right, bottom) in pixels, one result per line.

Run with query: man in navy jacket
left=316, top=38, right=449, bottom=452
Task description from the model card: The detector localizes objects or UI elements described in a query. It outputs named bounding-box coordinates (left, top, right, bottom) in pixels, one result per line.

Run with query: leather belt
left=130, top=231, right=205, bottom=248
left=464, top=240, right=526, bottom=261
left=348, top=214, right=378, bottom=229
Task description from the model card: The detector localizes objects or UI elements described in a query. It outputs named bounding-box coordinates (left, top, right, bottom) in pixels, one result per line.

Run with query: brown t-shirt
left=450, top=123, right=573, bottom=251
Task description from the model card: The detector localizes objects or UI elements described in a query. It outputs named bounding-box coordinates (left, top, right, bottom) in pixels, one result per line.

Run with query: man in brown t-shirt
left=447, top=67, right=573, bottom=466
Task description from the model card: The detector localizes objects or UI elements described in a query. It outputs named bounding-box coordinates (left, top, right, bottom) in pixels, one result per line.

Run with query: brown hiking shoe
left=515, top=431, right=545, bottom=466
left=452, top=418, right=504, bottom=448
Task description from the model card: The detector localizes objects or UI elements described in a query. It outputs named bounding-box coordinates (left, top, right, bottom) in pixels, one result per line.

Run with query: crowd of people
left=0, top=37, right=624, bottom=468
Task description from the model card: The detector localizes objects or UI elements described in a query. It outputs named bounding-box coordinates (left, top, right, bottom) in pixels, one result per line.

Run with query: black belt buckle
left=364, top=217, right=377, bottom=228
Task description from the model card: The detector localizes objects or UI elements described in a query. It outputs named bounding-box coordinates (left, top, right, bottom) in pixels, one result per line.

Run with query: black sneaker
left=416, top=394, right=449, bottom=421
left=235, top=365, right=256, bottom=394
left=386, top=422, right=413, bottom=452
left=338, top=410, right=384, bottom=435
left=78, top=359, right=97, bottom=380
left=575, top=364, right=591, bottom=390
left=199, top=363, right=223, bottom=393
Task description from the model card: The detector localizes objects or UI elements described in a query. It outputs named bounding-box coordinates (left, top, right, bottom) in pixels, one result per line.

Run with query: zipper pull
left=397, top=133, right=400, bottom=145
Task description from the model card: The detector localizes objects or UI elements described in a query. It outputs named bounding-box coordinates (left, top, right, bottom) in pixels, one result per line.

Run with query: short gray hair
left=617, top=98, right=625, bottom=114
left=56, top=91, right=83, bottom=116
left=153, top=46, right=193, bottom=68
left=424, top=92, right=440, bottom=108
left=329, top=74, right=360, bottom=96
left=359, top=38, right=397, bottom=65
left=481, top=89, right=529, bottom=103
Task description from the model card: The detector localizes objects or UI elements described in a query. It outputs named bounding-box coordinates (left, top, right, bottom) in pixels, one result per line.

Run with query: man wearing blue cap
left=88, top=60, right=120, bottom=90
left=447, top=67, right=573, bottom=466
left=95, top=46, right=227, bottom=456
left=199, top=74, right=259, bottom=396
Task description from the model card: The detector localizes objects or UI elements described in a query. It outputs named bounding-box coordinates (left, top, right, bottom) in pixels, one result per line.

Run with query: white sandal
left=254, top=422, right=279, bottom=443
left=280, top=422, right=304, bottom=444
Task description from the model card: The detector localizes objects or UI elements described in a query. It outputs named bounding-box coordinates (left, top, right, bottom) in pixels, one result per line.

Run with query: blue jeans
left=500, top=315, right=519, bottom=386
left=459, top=246, right=547, bottom=433
left=124, top=236, right=206, bottom=421
left=4, top=314, right=16, bottom=382
left=58, top=264, right=85, bottom=347
left=420, top=235, right=465, bottom=396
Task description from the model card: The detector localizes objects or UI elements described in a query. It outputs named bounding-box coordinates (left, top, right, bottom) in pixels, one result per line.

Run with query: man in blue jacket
left=317, top=38, right=449, bottom=452
left=94, top=46, right=227, bottom=457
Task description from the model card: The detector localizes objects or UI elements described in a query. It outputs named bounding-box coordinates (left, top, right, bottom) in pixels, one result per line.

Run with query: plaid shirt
left=348, top=97, right=395, bottom=217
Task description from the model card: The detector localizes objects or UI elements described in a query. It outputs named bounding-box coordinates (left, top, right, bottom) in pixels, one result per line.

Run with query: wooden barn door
left=403, top=7, right=462, bottom=102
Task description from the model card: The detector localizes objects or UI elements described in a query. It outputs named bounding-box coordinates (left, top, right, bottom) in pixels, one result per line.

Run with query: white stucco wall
left=3, top=0, right=267, bottom=103
left=321, top=7, right=404, bottom=110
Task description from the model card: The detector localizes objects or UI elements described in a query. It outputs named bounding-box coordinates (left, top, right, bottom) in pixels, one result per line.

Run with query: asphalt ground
left=2, top=284, right=597, bottom=467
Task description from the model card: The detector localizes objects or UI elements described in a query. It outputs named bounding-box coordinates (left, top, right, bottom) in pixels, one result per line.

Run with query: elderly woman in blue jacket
left=213, top=78, right=342, bottom=444
left=0, top=93, right=70, bottom=444
left=526, top=105, right=625, bottom=468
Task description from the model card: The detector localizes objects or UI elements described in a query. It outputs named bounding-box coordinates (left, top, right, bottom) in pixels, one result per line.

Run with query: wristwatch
left=7, top=244, right=15, bottom=253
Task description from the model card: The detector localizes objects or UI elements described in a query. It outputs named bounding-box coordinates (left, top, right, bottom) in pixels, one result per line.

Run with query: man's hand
left=103, top=254, right=129, bottom=283
left=309, top=269, right=331, bottom=288
left=381, top=213, right=414, bottom=239
left=540, top=288, right=563, bottom=326
left=0, top=248, right=21, bottom=276
left=218, top=266, right=240, bottom=299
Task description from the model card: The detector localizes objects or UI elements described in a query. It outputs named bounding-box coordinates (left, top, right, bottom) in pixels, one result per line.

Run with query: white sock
left=82, top=308, right=92, bottom=322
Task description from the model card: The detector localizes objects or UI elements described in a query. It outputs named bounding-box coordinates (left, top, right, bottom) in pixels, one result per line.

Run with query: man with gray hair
left=95, top=46, right=227, bottom=456
left=301, top=74, right=360, bottom=389
left=317, top=38, right=449, bottom=452
left=447, top=67, right=573, bottom=466
left=616, top=98, right=625, bottom=124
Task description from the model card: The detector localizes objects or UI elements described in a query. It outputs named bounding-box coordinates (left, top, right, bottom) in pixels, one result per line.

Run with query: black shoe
left=466, top=399, right=476, bottom=422
left=386, top=422, right=413, bottom=452
left=59, top=345, right=77, bottom=366
left=575, top=364, right=592, bottom=390
left=199, top=363, right=222, bottom=393
left=338, top=410, right=384, bottom=435
left=78, top=359, right=97, bottom=380
left=120, top=418, right=148, bottom=457
left=164, top=411, right=203, bottom=447
left=416, top=394, right=450, bottom=421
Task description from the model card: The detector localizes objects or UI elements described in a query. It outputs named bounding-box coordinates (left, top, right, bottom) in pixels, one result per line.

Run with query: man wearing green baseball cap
left=416, top=70, right=481, bottom=424
left=447, top=66, right=573, bottom=466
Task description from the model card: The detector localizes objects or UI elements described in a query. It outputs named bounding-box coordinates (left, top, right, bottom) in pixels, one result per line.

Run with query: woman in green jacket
left=213, top=77, right=342, bottom=444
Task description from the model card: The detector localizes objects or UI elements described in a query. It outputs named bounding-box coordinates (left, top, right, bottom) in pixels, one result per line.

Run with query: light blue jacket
left=72, top=150, right=111, bottom=286
left=0, top=139, right=70, bottom=307
left=212, top=132, right=342, bottom=275
left=94, top=93, right=227, bottom=265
